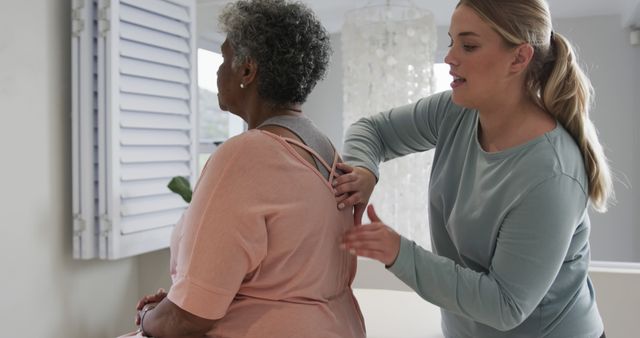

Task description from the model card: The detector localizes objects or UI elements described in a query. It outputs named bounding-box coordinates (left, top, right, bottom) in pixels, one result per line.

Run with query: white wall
left=590, top=268, right=640, bottom=338
left=0, top=1, right=139, bottom=337
left=138, top=250, right=172, bottom=295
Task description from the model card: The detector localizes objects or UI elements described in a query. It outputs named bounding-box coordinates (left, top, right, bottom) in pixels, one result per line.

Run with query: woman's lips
left=450, top=72, right=466, bottom=89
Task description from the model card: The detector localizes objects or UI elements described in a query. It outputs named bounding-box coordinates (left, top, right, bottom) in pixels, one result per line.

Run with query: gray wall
left=555, top=15, right=640, bottom=262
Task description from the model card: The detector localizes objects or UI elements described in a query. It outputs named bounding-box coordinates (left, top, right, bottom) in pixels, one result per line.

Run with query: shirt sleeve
left=167, top=134, right=270, bottom=320
left=342, top=91, right=457, bottom=178
left=388, top=174, right=588, bottom=331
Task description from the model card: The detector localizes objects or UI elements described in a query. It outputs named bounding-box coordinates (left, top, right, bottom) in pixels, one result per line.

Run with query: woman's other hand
left=333, top=163, right=376, bottom=225
left=135, top=288, right=167, bottom=325
left=341, top=205, right=401, bottom=267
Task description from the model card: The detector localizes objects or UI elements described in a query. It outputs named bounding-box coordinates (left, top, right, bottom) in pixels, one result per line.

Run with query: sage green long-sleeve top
left=343, top=91, right=604, bottom=338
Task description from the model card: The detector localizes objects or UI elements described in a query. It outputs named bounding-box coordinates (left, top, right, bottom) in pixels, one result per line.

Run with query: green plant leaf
left=167, top=176, right=192, bottom=203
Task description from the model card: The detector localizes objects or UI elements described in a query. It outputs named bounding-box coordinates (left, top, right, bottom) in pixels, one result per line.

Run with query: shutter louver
left=72, top=0, right=196, bottom=260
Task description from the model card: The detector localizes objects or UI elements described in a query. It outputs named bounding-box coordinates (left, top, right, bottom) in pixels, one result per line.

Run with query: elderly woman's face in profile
left=217, top=39, right=239, bottom=113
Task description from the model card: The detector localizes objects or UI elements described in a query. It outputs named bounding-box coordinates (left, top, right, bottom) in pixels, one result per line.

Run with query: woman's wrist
left=384, top=233, right=403, bottom=269
left=138, top=303, right=157, bottom=337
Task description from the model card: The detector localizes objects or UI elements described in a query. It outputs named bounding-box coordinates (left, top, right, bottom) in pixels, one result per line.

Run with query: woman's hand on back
left=333, top=163, right=376, bottom=225
left=341, top=205, right=401, bottom=267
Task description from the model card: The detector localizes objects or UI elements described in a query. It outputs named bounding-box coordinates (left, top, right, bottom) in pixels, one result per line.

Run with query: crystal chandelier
left=342, top=0, right=436, bottom=249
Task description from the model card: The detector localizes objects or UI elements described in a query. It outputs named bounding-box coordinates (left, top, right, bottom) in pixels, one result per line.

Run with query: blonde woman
left=336, top=0, right=611, bottom=337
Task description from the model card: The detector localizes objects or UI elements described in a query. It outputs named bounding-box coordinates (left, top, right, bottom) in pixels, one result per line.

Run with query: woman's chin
left=450, top=92, right=464, bottom=106
left=217, top=94, right=229, bottom=111
left=450, top=92, right=474, bottom=109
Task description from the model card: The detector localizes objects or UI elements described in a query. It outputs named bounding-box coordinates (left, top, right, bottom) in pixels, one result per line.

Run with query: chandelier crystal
left=342, top=0, right=436, bottom=249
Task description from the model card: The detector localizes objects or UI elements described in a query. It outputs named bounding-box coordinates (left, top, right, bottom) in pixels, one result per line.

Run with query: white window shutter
left=72, top=0, right=197, bottom=260
left=71, top=0, right=100, bottom=259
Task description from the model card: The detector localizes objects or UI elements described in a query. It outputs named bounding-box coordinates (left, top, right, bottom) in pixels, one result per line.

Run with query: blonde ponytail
left=538, top=33, right=613, bottom=212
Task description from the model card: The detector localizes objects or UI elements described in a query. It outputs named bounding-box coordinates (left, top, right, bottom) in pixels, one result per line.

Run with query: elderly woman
left=131, top=0, right=365, bottom=337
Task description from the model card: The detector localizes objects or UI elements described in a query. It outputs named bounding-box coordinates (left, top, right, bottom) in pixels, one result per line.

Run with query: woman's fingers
left=333, top=167, right=375, bottom=194
left=333, top=166, right=377, bottom=217
left=367, top=204, right=382, bottom=222
left=134, top=290, right=166, bottom=325
left=343, top=224, right=387, bottom=241
left=342, top=214, right=401, bottom=266
left=336, top=162, right=355, bottom=173
left=136, top=290, right=167, bottom=310
left=337, top=192, right=363, bottom=210
left=149, top=293, right=166, bottom=304
left=335, top=192, right=350, bottom=204
left=135, top=297, right=148, bottom=325
left=136, top=296, right=149, bottom=310
left=332, top=173, right=357, bottom=194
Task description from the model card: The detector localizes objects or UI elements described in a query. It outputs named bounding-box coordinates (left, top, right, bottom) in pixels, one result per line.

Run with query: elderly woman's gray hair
left=219, top=0, right=332, bottom=106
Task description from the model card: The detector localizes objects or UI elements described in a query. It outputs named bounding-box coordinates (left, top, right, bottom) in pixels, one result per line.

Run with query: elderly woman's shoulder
left=215, top=129, right=279, bottom=156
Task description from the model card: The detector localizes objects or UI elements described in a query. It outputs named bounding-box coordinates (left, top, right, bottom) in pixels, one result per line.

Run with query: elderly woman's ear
left=239, top=58, right=258, bottom=88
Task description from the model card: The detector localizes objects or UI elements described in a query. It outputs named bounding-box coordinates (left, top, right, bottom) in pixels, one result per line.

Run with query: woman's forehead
left=221, top=39, right=233, bottom=54
left=449, top=5, right=490, bottom=37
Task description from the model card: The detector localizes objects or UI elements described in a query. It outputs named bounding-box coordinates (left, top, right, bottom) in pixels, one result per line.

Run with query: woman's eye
left=448, top=40, right=477, bottom=51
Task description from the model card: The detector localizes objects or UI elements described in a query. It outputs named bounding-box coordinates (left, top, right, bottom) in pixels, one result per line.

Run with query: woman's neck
left=477, top=97, right=555, bottom=152
left=246, top=102, right=303, bottom=129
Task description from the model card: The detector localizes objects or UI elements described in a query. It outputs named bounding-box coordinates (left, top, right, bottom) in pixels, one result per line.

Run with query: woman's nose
left=444, top=48, right=456, bottom=66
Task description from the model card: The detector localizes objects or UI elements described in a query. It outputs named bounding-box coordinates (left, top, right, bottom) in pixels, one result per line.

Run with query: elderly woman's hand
left=135, top=288, right=167, bottom=326
left=341, top=205, right=401, bottom=267
left=333, top=163, right=377, bottom=225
